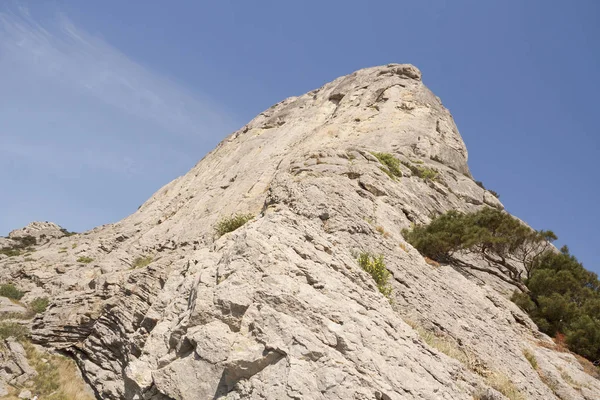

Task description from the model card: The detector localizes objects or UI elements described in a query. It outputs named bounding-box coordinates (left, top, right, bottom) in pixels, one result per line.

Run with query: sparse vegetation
left=485, top=372, right=526, bottom=400
left=400, top=160, right=438, bottom=181
left=0, top=322, right=29, bottom=340
left=375, top=226, right=391, bottom=238
left=423, top=257, right=440, bottom=267
left=132, top=256, right=153, bottom=269
left=0, top=248, right=21, bottom=257
left=523, top=349, right=538, bottom=370
left=214, top=213, right=254, bottom=237
left=0, top=235, right=37, bottom=258
left=371, top=152, right=402, bottom=179
left=29, top=297, right=50, bottom=313
left=357, top=252, right=392, bottom=297
left=0, top=283, right=25, bottom=300
left=406, top=319, right=524, bottom=400
left=475, top=180, right=499, bottom=198
left=18, top=341, right=96, bottom=400
left=76, top=256, right=94, bottom=264
left=60, top=228, right=77, bottom=237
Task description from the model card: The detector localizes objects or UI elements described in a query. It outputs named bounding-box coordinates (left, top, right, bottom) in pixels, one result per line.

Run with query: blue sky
left=1, top=1, right=598, bottom=273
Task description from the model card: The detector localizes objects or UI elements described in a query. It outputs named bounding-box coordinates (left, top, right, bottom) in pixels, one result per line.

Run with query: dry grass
left=1, top=342, right=95, bottom=400
left=404, top=319, right=487, bottom=376
left=535, top=339, right=600, bottom=380
left=132, top=255, right=153, bottom=269
left=573, top=353, right=600, bottom=380
left=523, top=349, right=538, bottom=370
left=399, top=242, right=408, bottom=252
left=424, top=257, right=440, bottom=267
left=375, top=226, right=391, bottom=239
left=559, top=368, right=582, bottom=391
left=485, top=372, right=527, bottom=400
left=405, top=319, right=525, bottom=400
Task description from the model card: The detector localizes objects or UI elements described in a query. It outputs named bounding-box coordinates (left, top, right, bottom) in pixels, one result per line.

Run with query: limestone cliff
left=1, top=64, right=598, bottom=399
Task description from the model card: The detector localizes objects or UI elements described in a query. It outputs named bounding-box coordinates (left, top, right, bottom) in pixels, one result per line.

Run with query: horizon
left=1, top=0, right=598, bottom=273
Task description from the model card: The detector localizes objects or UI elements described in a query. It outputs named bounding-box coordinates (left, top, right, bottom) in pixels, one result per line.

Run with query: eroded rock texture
left=1, top=64, right=598, bottom=399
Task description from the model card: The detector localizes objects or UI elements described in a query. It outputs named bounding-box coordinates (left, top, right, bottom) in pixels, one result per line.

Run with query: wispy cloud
left=0, top=3, right=236, bottom=176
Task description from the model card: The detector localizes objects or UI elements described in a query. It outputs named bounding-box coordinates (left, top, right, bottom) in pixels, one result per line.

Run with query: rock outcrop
left=0, top=64, right=598, bottom=399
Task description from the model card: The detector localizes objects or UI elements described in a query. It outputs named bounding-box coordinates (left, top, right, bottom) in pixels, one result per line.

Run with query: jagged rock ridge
left=1, top=64, right=598, bottom=399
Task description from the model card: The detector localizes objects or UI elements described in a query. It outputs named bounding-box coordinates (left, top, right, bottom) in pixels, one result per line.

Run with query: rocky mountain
left=1, top=64, right=598, bottom=399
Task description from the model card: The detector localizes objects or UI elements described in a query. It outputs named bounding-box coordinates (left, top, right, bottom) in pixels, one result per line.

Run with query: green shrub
left=0, top=235, right=39, bottom=258
left=403, top=208, right=556, bottom=287
left=77, top=256, right=94, bottom=264
left=357, top=253, right=392, bottom=297
left=488, top=190, right=500, bottom=198
left=0, top=247, right=21, bottom=257
left=132, top=256, right=153, bottom=269
left=0, top=283, right=25, bottom=300
left=0, top=322, right=29, bottom=339
left=400, top=161, right=438, bottom=181
left=511, top=247, right=600, bottom=361
left=30, top=297, right=50, bottom=313
left=523, top=349, right=538, bottom=370
left=372, top=152, right=402, bottom=179
left=60, top=228, right=77, bottom=237
left=215, top=213, right=254, bottom=237
left=15, top=235, right=37, bottom=247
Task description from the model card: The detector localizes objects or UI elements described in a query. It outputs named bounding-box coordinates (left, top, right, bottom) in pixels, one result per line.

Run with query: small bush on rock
left=30, top=297, right=50, bottom=313
left=400, top=161, right=438, bottom=181
left=372, top=152, right=402, bottom=179
left=357, top=253, right=392, bottom=297
left=132, top=256, right=153, bottom=269
left=215, top=213, right=254, bottom=237
left=77, top=256, right=94, bottom=264
left=0, top=322, right=28, bottom=339
left=0, top=283, right=25, bottom=300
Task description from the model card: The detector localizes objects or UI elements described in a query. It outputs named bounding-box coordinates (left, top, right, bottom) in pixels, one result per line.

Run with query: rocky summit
left=1, top=64, right=598, bottom=399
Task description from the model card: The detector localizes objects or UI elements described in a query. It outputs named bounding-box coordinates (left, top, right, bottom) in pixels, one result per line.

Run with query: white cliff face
left=1, top=64, right=598, bottom=400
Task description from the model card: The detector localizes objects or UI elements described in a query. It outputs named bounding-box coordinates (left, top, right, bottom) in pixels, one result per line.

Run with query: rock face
left=0, top=64, right=598, bottom=399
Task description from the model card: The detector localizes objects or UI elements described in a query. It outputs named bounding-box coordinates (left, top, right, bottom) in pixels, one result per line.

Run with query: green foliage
left=0, top=235, right=37, bottom=258
left=474, top=180, right=499, bottom=198
left=16, top=235, right=37, bottom=247
left=523, top=349, right=538, bottom=370
left=0, top=322, right=29, bottom=339
left=30, top=297, right=50, bottom=313
left=0, top=247, right=21, bottom=257
left=77, top=256, right=94, bottom=264
left=60, top=228, right=77, bottom=237
left=512, top=247, right=600, bottom=361
left=357, top=253, right=392, bottom=297
left=0, top=283, right=25, bottom=300
left=215, top=213, right=254, bottom=237
left=403, top=208, right=556, bottom=284
left=132, top=256, right=153, bottom=269
left=372, top=152, right=402, bottom=179
left=400, top=161, right=438, bottom=181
